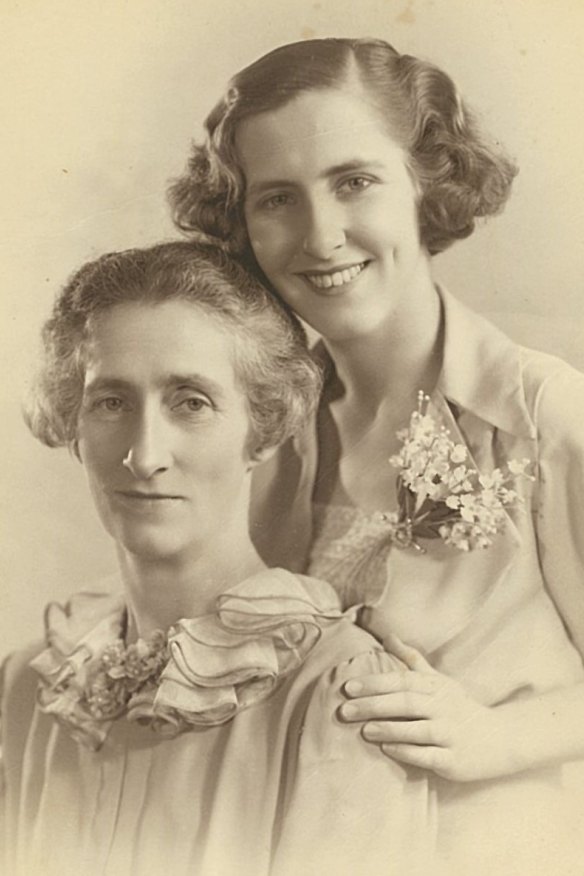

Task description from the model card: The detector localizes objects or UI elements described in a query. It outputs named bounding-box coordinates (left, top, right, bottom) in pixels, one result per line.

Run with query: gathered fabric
left=29, top=569, right=343, bottom=749
left=2, top=568, right=441, bottom=876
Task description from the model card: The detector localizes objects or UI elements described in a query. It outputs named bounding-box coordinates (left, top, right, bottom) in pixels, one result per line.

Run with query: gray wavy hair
left=25, top=241, right=322, bottom=451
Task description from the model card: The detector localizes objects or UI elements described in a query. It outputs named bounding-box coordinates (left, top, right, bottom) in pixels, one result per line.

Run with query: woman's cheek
left=248, top=227, right=286, bottom=270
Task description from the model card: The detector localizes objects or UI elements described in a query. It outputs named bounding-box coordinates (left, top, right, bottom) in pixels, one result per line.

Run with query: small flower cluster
left=384, top=392, right=533, bottom=552
left=82, top=630, right=168, bottom=720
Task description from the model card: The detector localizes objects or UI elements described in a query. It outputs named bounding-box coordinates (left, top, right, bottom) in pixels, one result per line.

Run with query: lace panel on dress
left=307, top=503, right=392, bottom=609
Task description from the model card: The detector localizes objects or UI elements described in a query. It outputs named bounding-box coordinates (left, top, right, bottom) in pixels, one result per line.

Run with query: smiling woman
left=2, top=241, right=434, bottom=875
left=169, top=36, right=584, bottom=874
left=238, top=87, right=426, bottom=344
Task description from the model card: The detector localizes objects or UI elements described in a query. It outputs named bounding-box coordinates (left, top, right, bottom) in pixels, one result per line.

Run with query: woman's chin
left=113, top=524, right=197, bottom=564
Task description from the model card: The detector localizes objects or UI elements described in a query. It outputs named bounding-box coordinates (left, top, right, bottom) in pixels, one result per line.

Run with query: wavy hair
left=25, top=241, right=322, bottom=451
left=169, top=37, right=517, bottom=257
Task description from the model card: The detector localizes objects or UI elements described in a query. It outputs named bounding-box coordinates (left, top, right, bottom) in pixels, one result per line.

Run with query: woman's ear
left=247, top=443, right=279, bottom=469
left=69, top=437, right=82, bottom=462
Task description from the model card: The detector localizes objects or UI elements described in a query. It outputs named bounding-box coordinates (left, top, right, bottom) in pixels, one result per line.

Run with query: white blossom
left=387, top=398, right=533, bottom=552
left=450, top=444, right=467, bottom=464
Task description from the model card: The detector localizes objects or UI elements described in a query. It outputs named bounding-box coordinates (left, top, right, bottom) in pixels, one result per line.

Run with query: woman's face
left=237, top=87, right=428, bottom=342
left=76, top=300, right=257, bottom=563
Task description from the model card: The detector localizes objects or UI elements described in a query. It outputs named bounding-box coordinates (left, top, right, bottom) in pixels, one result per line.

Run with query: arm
left=271, top=648, right=436, bottom=876
left=341, top=363, right=584, bottom=782
left=535, top=363, right=584, bottom=656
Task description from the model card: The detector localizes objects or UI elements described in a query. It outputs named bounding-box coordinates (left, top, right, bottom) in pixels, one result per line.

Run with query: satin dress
left=2, top=569, right=435, bottom=876
left=250, top=288, right=584, bottom=874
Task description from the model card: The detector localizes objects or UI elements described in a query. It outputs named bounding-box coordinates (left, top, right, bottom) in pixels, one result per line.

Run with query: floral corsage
left=382, top=391, right=533, bottom=553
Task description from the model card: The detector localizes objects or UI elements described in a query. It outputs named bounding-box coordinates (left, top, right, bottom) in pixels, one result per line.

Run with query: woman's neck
left=117, top=535, right=266, bottom=638
left=324, top=272, right=443, bottom=413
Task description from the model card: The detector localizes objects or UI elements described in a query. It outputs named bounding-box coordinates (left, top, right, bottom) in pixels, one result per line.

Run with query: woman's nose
left=122, top=410, right=172, bottom=480
left=302, top=200, right=345, bottom=259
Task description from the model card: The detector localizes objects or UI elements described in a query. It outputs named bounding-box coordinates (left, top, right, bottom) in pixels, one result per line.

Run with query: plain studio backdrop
left=1, top=0, right=583, bottom=653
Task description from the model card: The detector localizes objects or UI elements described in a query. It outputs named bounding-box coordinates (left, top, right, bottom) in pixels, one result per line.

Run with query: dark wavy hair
left=25, top=241, right=322, bottom=451
left=169, top=37, right=517, bottom=258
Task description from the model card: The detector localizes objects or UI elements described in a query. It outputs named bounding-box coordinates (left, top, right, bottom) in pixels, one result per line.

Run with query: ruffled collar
left=30, top=568, right=343, bottom=750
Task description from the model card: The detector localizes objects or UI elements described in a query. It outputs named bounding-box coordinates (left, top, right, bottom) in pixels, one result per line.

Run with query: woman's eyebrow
left=246, top=178, right=295, bottom=196
left=165, top=373, right=226, bottom=397
left=83, top=374, right=226, bottom=397
left=324, top=159, right=386, bottom=177
left=83, top=377, right=132, bottom=395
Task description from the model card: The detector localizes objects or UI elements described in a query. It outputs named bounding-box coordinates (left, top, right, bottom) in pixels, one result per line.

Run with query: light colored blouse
left=1, top=569, right=435, bottom=876
left=250, top=288, right=584, bottom=873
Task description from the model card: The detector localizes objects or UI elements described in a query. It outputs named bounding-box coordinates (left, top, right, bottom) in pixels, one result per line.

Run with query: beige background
left=1, top=0, right=583, bottom=654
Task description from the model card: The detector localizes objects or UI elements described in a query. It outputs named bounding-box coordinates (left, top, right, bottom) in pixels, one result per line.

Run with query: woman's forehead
left=236, top=89, right=407, bottom=186
left=237, top=87, right=389, bottom=152
left=83, top=301, right=238, bottom=387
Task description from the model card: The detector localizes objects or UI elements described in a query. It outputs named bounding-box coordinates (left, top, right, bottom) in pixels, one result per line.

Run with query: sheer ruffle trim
left=30, top=569, right=342, bottom=750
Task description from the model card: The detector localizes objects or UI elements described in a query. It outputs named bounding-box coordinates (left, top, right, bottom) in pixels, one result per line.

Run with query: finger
left=382, top=633, right=437, bottom=675
left=363, top=719, right=449, bottom=747
left=344, top=670, right=442, bottom=699
left=339, top=691, right=432, bottom=723
left=380, top=742, right=451, bottom=775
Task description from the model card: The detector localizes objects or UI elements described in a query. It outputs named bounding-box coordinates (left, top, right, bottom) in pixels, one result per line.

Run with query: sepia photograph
left=2, top=1, right=583, bottom=873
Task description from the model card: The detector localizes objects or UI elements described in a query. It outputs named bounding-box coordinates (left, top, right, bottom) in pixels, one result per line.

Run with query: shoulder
left=309, top=640, right=402, bottom=700
left=288, top=643, right=406, bottom=764
left=519, top=348, right=584, bottom=448
left=2, top=588, right=122, bottom=732
left=2, top=639, right=45, bottom=707
left=1, top=640, right=45, bottom=776
left=290, top=625, right=399, bottom=732
left=1, top=588, right=119, bottom=702
left=222, top=568, right=380, bottom=678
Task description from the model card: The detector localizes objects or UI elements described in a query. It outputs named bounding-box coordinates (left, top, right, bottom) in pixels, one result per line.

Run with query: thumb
left=382, top=632, right=436, bottom=674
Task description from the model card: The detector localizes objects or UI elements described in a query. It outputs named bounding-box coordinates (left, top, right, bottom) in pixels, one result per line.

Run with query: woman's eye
left=339, top=176, right=374, bottom=194
left=259, top=192, right=293, bottom=211
left=92, top=396, right=126, bottom=414
left=175, top=396, right=211, bottom=414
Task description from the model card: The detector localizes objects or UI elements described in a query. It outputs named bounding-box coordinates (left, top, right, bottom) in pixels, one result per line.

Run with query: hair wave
left=169, top=37, right=517, bottom=257
left=25, top=242, right=322, bottom=451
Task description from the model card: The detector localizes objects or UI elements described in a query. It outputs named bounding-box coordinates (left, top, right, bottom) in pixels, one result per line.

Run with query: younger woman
left=170, top=37, right=584, bottom=873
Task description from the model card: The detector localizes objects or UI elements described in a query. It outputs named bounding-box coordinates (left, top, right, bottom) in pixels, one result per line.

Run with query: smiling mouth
left=302, top=262, right=368, bottom=290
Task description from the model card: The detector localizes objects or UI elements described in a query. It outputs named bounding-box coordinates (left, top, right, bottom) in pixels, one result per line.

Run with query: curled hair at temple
left=25, top=241, right=322, bottom=451
left=169, top=37, right=517, bottom=258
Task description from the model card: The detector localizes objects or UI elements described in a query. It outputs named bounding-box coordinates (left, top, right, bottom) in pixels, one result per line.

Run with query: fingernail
left=340, top=703, right=357, bottom=719
left=363, top=723, right=382, bottom=739
left=344, top=680, right=362, bottom=696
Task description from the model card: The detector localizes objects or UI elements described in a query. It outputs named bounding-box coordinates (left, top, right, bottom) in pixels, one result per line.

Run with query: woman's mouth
left=114, top=491, right=184, bottom=511
left=302, top=262, right=367, bottom=290
left=117, top=491, right=182, bottom=500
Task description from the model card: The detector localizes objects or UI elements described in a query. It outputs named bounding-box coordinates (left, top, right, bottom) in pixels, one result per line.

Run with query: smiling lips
left=302, top=261, right=367, bottom=290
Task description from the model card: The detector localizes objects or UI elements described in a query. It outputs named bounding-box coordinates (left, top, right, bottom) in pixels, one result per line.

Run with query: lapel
left=371, top=390, right=524, bottom=653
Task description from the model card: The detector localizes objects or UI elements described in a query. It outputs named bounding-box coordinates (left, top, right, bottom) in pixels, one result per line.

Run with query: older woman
left=170, top=38, right=584, bottom=873
left=1, top=241, right=431, bottom=876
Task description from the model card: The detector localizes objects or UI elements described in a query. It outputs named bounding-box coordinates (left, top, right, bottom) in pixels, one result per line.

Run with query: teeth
left=305, top=262, right=365, bottom=289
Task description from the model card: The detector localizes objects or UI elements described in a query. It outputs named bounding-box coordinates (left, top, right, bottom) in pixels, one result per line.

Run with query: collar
left=30, top=570, right=343, bottom=750
left=436, top=285, right=535, bottom=439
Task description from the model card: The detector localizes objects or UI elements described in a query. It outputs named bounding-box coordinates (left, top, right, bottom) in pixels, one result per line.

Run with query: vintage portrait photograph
left=2, top=0, right=583, bottom=873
